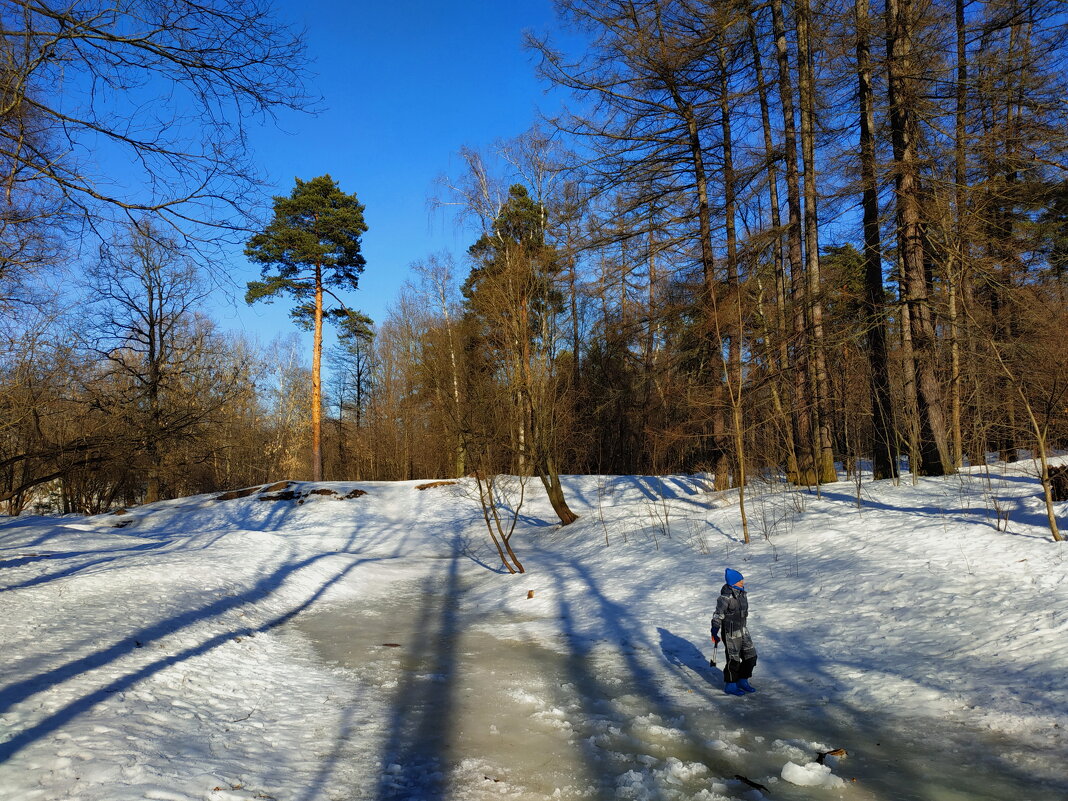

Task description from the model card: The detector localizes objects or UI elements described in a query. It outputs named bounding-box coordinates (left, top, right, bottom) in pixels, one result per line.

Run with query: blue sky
left=212, top=0, right=571, bottom=349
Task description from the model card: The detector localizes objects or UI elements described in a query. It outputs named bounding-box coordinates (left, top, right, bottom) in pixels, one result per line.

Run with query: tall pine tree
left=246, top=175, right=368, bottom=481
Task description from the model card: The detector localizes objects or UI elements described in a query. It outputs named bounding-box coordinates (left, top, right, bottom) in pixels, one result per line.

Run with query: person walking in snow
left=711, top=568, right=758, bottom=696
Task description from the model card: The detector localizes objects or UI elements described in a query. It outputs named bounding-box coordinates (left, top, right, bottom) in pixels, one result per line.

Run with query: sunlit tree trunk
left=771, top=0, right=817, bottom=485
left=311, top=264, right=324, bottom=481
left=886, top=0, right=951, bottom=476
left=797, top=0, right=835, bottom=483
left=947, top=0, right=969, bottom=468
left=718, top=34, right=749, bottom=540
left=749, top=4, right=799, bottom=482
left=666, top=78, right=729, bottom=489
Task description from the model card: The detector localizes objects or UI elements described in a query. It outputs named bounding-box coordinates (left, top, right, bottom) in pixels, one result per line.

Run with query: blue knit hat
left=725, top=568, right=744, bottom=587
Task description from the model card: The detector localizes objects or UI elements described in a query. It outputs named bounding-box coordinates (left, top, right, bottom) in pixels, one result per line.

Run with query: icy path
left=287, top=548, right=1068, bottom=801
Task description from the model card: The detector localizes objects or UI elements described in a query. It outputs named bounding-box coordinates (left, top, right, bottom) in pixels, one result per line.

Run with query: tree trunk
left=569, top=250, right=581, bottom=388
left=897, top=257, right=922, bottom=477
left=336, top=398, right=347, bottom=478
left=474, top=471, right=521, bottom=573
left=435, top=276, right=466, bottom=477
left=145, top=275, right=163, bottom=503
left=518, top=290, right=578, bottom=526
left=886, top=0, right=951, bottom=476
left=539, top=461, right=578, bottom=526
left=796, top=0, right=836, bottom=484
left=771, top=0, right=817, bottom=485
left=948, top=0, right=968, bottom=468
left=311, top=263, right=324, bottom=481
left=857, top=0, right=898, bottom=480
left=718, top=35, right=748, bottom=540
left=667, top=81, right=728, bottom=490
left=722, top=45, right=744, bottom=488
left=749, top=5, right=799, bottom=482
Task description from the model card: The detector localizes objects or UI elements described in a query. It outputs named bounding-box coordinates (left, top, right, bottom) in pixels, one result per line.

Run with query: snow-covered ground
left=1, top=463, right=1066, bottom=800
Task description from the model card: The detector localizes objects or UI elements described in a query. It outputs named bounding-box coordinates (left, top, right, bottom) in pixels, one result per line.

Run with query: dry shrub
left=1050, top=465, right=1068, bottom=502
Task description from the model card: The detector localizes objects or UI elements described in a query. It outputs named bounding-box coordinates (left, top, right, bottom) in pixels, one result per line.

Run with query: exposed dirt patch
left=214, top=485, right=265, bottom=501
left=415, top=481, right=457, bottom=491
left=258, top=490, right=300, bottom=502
left=263, top=481, right=294, bottom=493
left=256, top=486, right=367, bottom=502
left=111, top=508, right=128, bottom=515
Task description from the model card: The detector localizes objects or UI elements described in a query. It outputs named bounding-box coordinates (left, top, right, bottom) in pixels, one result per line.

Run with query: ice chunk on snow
left=780, top=761, right=845, bottom=788
left=662, top=757, right=709, bottom=784
left=614, top=760, right=713, bottom=799
left=706, top=738, right=747, bottom=759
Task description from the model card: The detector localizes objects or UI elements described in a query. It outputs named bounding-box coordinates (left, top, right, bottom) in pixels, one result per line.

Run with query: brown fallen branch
left=816, top=748, right=848, bottom=764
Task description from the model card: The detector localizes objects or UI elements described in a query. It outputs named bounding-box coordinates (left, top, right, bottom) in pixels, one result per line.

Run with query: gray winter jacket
left=711, top=584, right=757, bottom=661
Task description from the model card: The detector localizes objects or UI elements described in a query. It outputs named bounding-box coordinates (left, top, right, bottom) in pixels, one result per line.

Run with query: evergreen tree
left=463, top=184, right=578, bottom=525
left=245, top=175, right=367, bottom=481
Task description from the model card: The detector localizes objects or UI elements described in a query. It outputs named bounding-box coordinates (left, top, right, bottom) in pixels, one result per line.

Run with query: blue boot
left=738, top=679, right=757, bottom=693
left=724, top=682, right=745, bottom=696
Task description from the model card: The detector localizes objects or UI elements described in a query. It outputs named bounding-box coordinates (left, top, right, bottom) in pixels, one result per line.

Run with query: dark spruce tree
left=245, top=175, right=368, bottom=481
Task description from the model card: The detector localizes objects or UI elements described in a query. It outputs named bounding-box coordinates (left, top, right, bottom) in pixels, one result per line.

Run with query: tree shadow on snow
left=750, top=547, right=1068, bottom=801
left=0, top=516, right=403, bottom=770
left=532, top=552, right=747, bottom=799
left=0, top=540, right=171, bottom=591
left=530, top=539, right=1068, bottom=801
left=371, top=543, right=463, bottom=801
left=815, top=486, right=1057, bottom=540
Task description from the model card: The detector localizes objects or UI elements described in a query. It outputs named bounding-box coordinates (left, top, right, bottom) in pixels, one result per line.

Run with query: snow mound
left=614, top=759, right=722, bottom=800
left=780, top=761, right=845, bottom=788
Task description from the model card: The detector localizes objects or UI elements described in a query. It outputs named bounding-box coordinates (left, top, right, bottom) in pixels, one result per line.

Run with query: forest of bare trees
left=2, top=1, right=1066, bottom=538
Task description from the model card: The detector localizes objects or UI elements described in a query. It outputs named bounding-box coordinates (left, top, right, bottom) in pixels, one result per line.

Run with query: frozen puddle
left=291, top=577, right=603, bottom=800
left=289, top=577, right=1067, bottom=801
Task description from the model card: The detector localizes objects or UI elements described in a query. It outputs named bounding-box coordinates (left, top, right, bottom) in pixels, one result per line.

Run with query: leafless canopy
left=0, top=0, right=312, bottom=247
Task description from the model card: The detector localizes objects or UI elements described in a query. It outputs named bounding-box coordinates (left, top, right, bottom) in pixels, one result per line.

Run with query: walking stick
left=709, top=641, right=718, bottom=668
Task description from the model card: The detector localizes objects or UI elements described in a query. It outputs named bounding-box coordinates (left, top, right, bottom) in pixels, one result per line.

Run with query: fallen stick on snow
left=816, top=748, right=848, bottom=764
